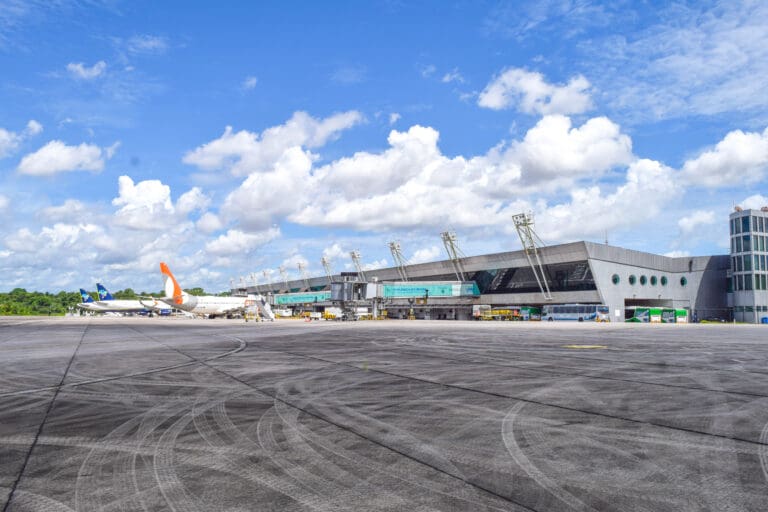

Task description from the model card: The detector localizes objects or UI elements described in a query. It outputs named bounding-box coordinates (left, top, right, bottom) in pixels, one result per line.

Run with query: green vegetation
left=0, top=287, right=227, bottom=316
left=0, top=288, right=81, bottom=316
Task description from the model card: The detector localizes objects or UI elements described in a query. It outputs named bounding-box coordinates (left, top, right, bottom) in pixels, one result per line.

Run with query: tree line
left=0, top=287, right=225, bottom=316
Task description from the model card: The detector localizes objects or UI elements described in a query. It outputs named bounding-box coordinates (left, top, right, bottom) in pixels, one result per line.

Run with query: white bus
left=542, top=304, right=611, bottom=322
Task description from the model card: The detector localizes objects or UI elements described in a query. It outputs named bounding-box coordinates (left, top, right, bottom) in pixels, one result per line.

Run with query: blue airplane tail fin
left=96, top=283, right=115, bottom=301
left=79, top=289, right=95, bottom=303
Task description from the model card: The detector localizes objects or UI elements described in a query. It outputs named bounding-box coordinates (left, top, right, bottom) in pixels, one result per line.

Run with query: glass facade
left=730, top=209, right=768, bottom=322
left=468, top=261, right=596, bottom=294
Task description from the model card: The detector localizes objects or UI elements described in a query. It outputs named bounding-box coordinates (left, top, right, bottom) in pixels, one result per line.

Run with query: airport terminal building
left=242, top=236, right=741, bottom=323
left=235, top=207, right=768, bottom=323
left=729, top=207, right=768, bottom=323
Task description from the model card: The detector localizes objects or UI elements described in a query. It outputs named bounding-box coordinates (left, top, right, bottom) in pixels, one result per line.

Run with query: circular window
left=661, top=276, right=668, bottom=286
left=612, top=274, right=620, bottom=285
left=629, top=275, right=636, bottom=285
left=650, top=276, right=657, bottom=286
left=640, top=275, right=647, bottom=285
left=680, top=276, right=687, bottom=287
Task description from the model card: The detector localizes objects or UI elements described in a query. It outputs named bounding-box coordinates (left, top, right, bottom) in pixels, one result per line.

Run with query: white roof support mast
left=297, top=262, right=310, bottom=290
left=350, top=250, right=367, bottom=282
left=512, top=212, right=552, bottom=301
left=389, top=241, right=409, bottom=282
left=320, top=256, right=333, bottom=285
left=278, top=265, right=289, bottom=292
left=440, top=231, right=467, bottom=282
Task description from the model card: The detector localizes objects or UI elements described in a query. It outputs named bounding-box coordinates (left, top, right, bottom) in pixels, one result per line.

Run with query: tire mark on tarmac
left=95, top=326, right=503, bottom=511
left=2, top=321, right=89, bottom=512
left=264, top=346, right=768, bottom=449
left=368, top=339, right=768, bottom=399
left=0, top=335, right=246, bottom=399
left=269, top=380, right=507, bottom=510
left=118, top=325, right=534, bottom=512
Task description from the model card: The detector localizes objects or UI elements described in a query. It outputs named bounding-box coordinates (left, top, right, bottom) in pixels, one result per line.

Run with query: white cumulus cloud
left=678, top=210, right=716, bottom=235
left=196, top=212, right=223, bottom=233
left=112, top=176, right=174, bottom=229
left=183, top=110, right=363, bottom=176
left=0, top=119, right=43, bottom=158
left=680, top=127, right=768, bottom=188
left=478, top=68, right=592, bottom=115
left=38, top=199, right=88, bottom=223
left=322, top=243, right=347, bottom=261
left=205, top=227, right=280, bottom=256
left=17, top=140, right=116, bottom=176
left=220, top=146, right=314, bottom=230
left=290, top=116, right=634, bottom=231
left=25, top=120, right=43, bottom=136
left=410, top=246, right=441, bottom=264
left=739, top=194, right=768, bottom=210
left=176, top=187, right=210, bottom=215
left=66, top=60, right=107, bottom=80
left=536, top=159, right=678, bottom=241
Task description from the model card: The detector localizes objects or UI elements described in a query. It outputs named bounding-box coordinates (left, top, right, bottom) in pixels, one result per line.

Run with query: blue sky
left=1, top=0, right=767, bottom=293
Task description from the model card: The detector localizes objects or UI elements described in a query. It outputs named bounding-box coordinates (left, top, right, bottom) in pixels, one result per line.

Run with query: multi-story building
left=729, top=206, right=768, bottom=323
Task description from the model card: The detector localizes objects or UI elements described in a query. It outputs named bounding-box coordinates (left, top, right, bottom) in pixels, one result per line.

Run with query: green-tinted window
left=680, top=276, right=687, bottom=287
left=660, top=276, right=668, bottom=286
left=612, top=274, right=620, bottom=285
left=650, top=276, right=657, bottom=285
left=629, top=274, right=636, bottom=285
left=743, top=235, right=751, bottom=252
left=743, top=216, right=751, bottom=233
left=736, top=237, right=743, bottom=252
left=640, top=275, right=647, bottom=285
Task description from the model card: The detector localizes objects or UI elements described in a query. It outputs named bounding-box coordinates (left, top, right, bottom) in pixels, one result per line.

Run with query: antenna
left=350, top=250, right=367, bottom=282
left=321, top=256, right=333, bottom=284
left=440, top=231, right=467, bottom=281
left=389, top=241, right=409, bottom=281
left=512, top=212, right=552, bottom=301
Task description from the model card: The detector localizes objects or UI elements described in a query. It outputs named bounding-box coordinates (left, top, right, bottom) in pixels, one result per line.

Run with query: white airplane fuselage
left=77, top=299, right=170, bottom=314
left=159, top=294, right=248, bottom=317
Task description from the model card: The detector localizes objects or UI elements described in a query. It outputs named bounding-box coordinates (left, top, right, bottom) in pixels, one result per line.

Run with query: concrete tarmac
left=1, top=317, right=767, bottom=511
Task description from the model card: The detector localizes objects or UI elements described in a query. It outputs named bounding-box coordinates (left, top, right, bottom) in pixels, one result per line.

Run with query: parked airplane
left=159, top=262, right=275, bottom=319
left=77, top=289, right=105, bottom=312
left=75, top=284, right=172, bottom=315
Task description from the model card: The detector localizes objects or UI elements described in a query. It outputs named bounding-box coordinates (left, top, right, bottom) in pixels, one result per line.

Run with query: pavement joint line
left=2, top=321, right=90, bottom=512
left=267, top=347, right=768, bottom=449
left=196, top=355, right=538, bottom=512
left=124, top=326, right=538, bottom=512
left=345, top=343, right=768, bottom=400
left=0, top=331, right=247, bottom=399
left=266, top=329, right=768, bottom=378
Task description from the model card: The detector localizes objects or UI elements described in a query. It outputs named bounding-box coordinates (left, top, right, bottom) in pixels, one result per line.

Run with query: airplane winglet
left=160, top=262, right=184, bottom=305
